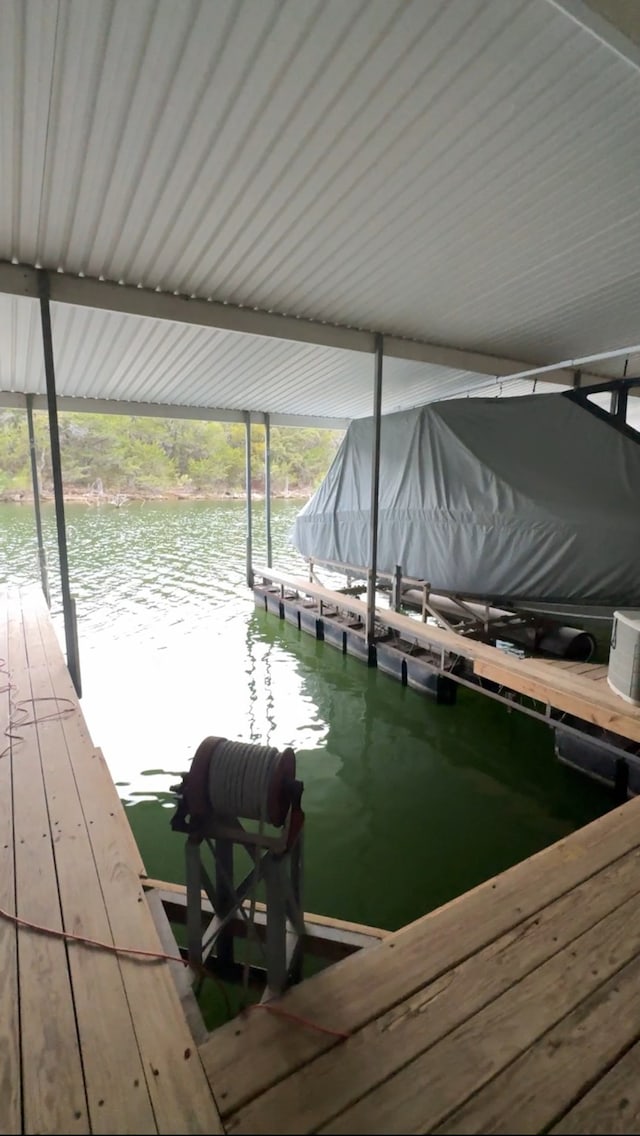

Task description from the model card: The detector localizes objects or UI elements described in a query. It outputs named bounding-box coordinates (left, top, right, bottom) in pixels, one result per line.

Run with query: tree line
left=0, top=409, right=343, bottom=499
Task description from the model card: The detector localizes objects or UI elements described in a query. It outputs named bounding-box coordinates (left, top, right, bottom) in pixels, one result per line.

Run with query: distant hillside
left=0, top=410, right=343, bottom=501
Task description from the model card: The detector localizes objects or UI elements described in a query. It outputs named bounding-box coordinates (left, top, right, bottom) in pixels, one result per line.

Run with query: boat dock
left=200, top=790, right=640, bottom=1135
left=5, top=585, right=640, bottom=1134
left=253, top=568, right=640, bottom=792
left=0, top=586, right=222, bottom=1134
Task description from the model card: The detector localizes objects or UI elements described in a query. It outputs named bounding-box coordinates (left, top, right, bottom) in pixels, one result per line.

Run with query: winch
left=171, top=736, right=304, bottom=998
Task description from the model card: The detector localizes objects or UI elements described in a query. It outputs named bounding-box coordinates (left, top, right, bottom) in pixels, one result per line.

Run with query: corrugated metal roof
left=1, top=0, right=639, bottom=417
left=0, top=294, right=564, bottom=421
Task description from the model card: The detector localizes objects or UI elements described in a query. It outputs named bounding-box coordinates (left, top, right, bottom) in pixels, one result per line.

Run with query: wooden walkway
left=0, top=586, right=222, bottom=1135
left=255, top=569, right=640, bottom=744
left=199, top=795, right=640, bottom=1134
left=7, top=584, right=640, bottom=1133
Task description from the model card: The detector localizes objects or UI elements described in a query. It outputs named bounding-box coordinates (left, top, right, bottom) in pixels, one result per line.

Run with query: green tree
left=0, top=409, right=343, bottom=499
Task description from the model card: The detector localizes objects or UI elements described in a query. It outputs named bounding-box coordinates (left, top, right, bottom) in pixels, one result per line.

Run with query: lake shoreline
left=1, top=487, right=312, bottom=505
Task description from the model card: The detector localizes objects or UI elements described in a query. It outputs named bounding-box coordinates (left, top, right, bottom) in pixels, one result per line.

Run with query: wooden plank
left=0, top=590, right=21, bottom=1135
left=93, top=746, right=147, bottom=879
left=551, top=1036, right=640, bottom=1134
left=24, top=606, right=146, bottom=881
left=144, top=878, right=388, bottom=941
left=494, top=654, right=631, bottom=709
left=200, top=796, right=640, bottom=1115
left=256, top=570, right=498, bottom=665
left=32, top=595, right=223, bottom=1135
left=300, top=578, right=501, bottom=664
left=319, top=889, right=640, bottom=1134
left=145, top=882, right=384, bottom=962
left=223, top=846, right=640, bottom=1134
left=536, top=661, right=609, bottom=681
left=8, top=590, right=88, bottom=1134
left=580, top=665, right=609, bottom=679
left=257, top=571, right=640, bottom=742
left=145, top=888, right=208, bottom=1047
left=474, top=656, right=640, bottom=742
left=436, top=950, right=640, bottom=1134
left=23, top=601, right=157, bottom=1134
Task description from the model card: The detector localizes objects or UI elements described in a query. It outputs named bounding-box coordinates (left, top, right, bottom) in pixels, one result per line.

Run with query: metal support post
left=38, top=271, right=82, bottom=696
left=244, top=411, right=254, bottom=587
left=26, top=394, right=50, bottom=607
left=366, top=334, right=384, bottom=651
left=391, top=564, right=402, bottom=611
left=609, top=381, right=629, bottom=422
left=185, top=838, right=204, bottom=967
left=264, top=412, right=273, bottom=569
left=214, top=838, right=235, bottom=966
left=263, top=856, right=288, bottom=997
left=287, top=834, right=304, bottom=985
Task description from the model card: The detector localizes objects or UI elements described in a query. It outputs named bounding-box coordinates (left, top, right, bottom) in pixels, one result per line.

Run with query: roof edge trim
left=547, top=0, right=640, bottom=73
left=0, top=389, right=349, bottom=429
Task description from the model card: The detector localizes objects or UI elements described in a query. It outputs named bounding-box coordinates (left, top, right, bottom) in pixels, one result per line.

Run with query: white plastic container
left=608, top=610, right=640, bottom=706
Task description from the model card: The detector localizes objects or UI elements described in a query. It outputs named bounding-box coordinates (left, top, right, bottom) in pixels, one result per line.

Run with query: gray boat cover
left=292, top=392, right=640, bottom=606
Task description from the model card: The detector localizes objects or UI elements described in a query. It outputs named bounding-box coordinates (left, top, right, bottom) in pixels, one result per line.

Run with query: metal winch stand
left=172, top=736, right=305, bottom=998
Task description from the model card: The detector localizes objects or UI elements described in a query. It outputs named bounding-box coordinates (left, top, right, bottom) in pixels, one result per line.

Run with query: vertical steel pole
left=26, top=394, right=51, bottom=607
left=616, top=384, right=629, bottom=423
left=366, top=334, right=384, bottom=653
left=215, top=838, right=236, bottom=966
left=185, top=838, right=204, bottom=968
left=244, top=411, right=254, bottom=587
left=38, top=271, right=82, bottom=696
left=391, top=563, right=402, bottom=612
left=264, top=412, right=273, bottom=569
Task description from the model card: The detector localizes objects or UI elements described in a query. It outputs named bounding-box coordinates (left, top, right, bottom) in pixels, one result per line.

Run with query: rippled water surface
left=1, top=499, right=610, bottom=930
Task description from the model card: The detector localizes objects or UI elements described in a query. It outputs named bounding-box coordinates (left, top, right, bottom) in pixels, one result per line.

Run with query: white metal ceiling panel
left=0, top=294, right=564, bottom=420
left=1, top=0, right=639, bottom=415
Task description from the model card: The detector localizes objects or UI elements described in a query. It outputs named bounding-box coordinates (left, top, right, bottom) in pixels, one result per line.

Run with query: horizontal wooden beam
left=254, top=568, right=640, bottom=744
left=143, top=878, right=387, bottom=963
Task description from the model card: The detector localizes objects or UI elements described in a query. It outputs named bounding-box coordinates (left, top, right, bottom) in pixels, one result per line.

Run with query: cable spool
left=206, top=739, right=296, bottom=826
left=172, top=736, right=301, bottom=832
left=171, top=734, right=306, bottom=996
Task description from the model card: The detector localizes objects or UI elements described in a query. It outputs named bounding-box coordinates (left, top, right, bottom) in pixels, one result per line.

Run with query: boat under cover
left=292, top=391, right=640, bottom=608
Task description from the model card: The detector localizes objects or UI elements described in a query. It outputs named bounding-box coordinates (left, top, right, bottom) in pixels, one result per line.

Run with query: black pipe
left=38, top=271, right=82, bottom=696
left=26, top=394, right=50, bottom=607
left=265, top=412, right=273, bottom=569
left=366, top=334, right=383, bottom=648
left=244, top=411, right=254, bottom=588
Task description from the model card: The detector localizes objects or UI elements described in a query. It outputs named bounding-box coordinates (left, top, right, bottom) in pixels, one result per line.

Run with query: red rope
left=0, top=903, right=350, bottom=1039
left=1, top=658, right=76, bottom=759
left=0, top=901, right=188, bottom=965
left=247, top=1001, right=350, bottom=1040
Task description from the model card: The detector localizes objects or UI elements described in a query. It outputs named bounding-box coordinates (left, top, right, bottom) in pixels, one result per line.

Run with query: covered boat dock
left=3, top=0, right=640, bottom=1131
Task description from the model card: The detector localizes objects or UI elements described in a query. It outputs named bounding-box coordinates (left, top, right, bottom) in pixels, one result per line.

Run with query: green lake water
left=1, top=498, right=611, bottom=932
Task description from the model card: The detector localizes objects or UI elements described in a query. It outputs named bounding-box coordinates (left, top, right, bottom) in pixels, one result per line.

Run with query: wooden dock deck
left=6, top=584, right=640, bottom=1134
left=254, top=569, right=640, bottom=745
left=0, top=586, right=222, bottom=1134
left=199, top=794, right=640, bottom=1134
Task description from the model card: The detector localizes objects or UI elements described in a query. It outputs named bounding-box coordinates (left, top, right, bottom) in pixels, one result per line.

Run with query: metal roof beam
left=547, top=0, right=640, bottom=72
left=0, top=390, right=348, bottom=430
left=0, top=260, right=579, bottom=384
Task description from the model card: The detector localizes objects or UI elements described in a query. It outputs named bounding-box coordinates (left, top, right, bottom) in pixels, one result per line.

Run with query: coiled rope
left=207, top=740, right=282, bottom=822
